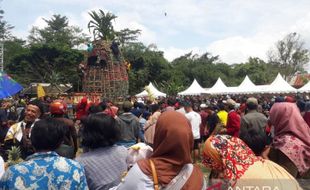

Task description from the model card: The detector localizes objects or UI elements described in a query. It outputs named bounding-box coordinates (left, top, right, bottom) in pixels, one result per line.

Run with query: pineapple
left=145, top=86, right=155, bottom=103
left=7, top=146, right=24, bottom=167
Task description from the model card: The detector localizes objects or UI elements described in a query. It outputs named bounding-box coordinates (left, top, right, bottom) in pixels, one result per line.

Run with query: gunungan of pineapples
left=7, top=146, right=23, bottom=167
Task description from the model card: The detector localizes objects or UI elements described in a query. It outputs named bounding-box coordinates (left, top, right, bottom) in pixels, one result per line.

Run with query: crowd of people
left=0, top=94, right=308, bottom=189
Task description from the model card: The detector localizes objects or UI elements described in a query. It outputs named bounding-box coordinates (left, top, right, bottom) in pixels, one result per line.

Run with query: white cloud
left=207, top=35, right=275, bottom=64
left=159, top=46, right=204, bottom=62
left=32, top=16, right=47, bottom=29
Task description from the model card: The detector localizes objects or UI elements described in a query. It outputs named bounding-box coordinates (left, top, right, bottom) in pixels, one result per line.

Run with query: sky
left=2, top=0, right=310, bottom=64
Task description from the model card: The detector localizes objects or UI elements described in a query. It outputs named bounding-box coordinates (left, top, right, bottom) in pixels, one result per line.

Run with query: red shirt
left=226, top=110, right=241, bottom=137
left=200, top=110, right=209, bottom=136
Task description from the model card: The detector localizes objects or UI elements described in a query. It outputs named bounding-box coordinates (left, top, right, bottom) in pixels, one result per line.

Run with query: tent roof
left=263, top=73, right=296, bottom=93
left=178, top=79, right=208, bottom=95
left=206, top=78, right=229, bottom=94
left=236, top=75, right=258, bottom=94
left=298, top=80, right=310, bottom=93
left=22, top=83, right=72, bottom=95
left=135, top=82, right=166, bottom=97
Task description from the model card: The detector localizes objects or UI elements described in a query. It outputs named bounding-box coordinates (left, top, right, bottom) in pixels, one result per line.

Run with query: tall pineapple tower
left=82, top=40, right=129, bottom=100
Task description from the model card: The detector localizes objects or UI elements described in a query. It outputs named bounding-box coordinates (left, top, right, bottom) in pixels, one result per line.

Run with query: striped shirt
left=76, top=145, right=128, bottom=190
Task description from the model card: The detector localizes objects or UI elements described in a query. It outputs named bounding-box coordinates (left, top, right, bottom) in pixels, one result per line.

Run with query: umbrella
left=0, top=71, right=23, bottom=99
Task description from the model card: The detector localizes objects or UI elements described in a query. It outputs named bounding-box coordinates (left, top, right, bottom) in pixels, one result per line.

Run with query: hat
left=226, top=99, right=236, bottom=106
left=246, top=97, right=258, bottom=105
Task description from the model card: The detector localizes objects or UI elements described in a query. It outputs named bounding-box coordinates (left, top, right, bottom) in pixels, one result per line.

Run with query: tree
left=116, top=28, right=141, bottom=47
left=122, top=43, right=171, bottom=94
left=0, top=9, right=14, bottom=40
left=268, top=33, right=310, bottom=78
left=28, top=14, right=88, bottom=48
left=3, top=38, right=27, bottom=69
left=88, top=9, right=141, bottom=45
left=232, top=57, right=278, bottom=85
left=6, top=44, right=84, bottom=91
left=88, top=10, right=117, bottom=41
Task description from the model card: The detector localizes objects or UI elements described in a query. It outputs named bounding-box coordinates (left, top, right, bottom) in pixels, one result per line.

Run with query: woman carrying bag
left=112, top=111, right=206, bottom=190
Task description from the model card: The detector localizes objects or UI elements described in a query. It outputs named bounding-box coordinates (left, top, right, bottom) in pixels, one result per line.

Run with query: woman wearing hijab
left=202, top=135, right=301, bottom=189
left=269, top=102, right=310, bottom=178
left=113, top=111, right=205, bottom=190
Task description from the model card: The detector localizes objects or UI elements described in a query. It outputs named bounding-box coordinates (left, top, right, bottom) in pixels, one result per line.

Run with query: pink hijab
left=270, top=102, right=310, bottom=175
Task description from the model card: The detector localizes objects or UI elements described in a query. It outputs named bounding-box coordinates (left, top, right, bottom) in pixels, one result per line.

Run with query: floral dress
left=0, top=151, right=88, bottom=190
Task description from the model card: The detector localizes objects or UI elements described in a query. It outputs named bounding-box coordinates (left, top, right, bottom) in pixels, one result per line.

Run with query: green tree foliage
left=0, top=9, right=13, bottom=40
left=3, top=38, right=27, bottom=69
left=88, top=10, right=117, bottom=40
left=6, top=44, right=83, bottom=91
left=268, top=33, right=310, bottom=79
left=123, top=43, right=170, bottom=94
left=28, top=14, right=88, bottom=48
left=116, top=28, right=141, bottom=47
left=232, top=57, right=278, bottom=85
left=88, top=9, right=141, bottom=45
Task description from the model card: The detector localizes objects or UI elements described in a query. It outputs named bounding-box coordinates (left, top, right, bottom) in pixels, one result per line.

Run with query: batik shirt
left=0, top=151, right=88, bottom=190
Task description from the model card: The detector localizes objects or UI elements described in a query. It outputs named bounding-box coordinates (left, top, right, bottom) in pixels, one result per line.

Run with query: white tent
left=256, top=85, right=270, bottom=93
left=236, top=75, right=258, bottom=94
left=262, top=73, right=297, bottom=93
left=135, top=82, right=166, bottom=98
left=226, top=86, right=239, bottom=94
left=298, top=81, right=310, bottom=93
left=207, top=77, right=229, bottom=94
left=178, top=79, right=208, bottom=95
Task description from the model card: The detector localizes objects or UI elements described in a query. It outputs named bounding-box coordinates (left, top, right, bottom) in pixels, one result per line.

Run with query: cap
left=226, top=99, right=236, bottom=106
left=246, top=97, right=258, bottom=105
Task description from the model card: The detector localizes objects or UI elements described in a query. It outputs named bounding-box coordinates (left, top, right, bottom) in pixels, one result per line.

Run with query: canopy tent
left=135, top=82, right=166, bottom=98
left=206, top=77, right=229, bottom=94
left=297, top=81, right=310, bottom=93
left=0, top=71, right=23, bottom=99
left=236, top=75, right=258, bottom=94
left=178, top=79, right=208, bottom=95
left=22, top=83, right=72, bottom=95
left=256, top=85, right=269, bottom=93
left=226, top=86, right=239, bottom=94
left=262, top=73, right=297, bottom=94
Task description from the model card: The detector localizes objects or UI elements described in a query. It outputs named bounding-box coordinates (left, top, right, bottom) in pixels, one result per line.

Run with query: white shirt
left=185, top=111, right=202, bottom=139
left=110, top=164, right=154, bottom=190
left=0, top=156, right=4, bottom=179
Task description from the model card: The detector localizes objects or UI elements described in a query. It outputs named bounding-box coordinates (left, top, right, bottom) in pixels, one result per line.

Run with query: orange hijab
left=203, top=135, right=261, bottom=187
left=138, top=111, right=204, bottom=190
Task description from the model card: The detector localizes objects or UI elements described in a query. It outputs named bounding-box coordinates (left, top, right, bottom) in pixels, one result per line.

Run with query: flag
left=0, top=71, right=23, bottom=99
left=37, top=83, right=46, bottom=98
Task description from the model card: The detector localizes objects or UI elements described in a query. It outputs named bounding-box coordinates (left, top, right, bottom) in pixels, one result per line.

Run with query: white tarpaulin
left=226, top=86, right=239, bottom=94
left=207, top=77, right=229, bottom=94
left=135, top=82, right=166, bottom=97
left=262, top=73, right=297, bottom=93
left=236, top=75, right=258, bottom=94
left=298, top=81, right=310, bottom=93
left=178, top=79, right=208, bottom=95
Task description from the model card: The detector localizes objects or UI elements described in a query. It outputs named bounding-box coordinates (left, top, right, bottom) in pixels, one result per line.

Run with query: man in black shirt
left=206, top=104, right=219, bottom=137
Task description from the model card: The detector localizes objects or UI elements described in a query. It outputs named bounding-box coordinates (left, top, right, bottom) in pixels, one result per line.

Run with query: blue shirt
left=0, top=151, right=88, bottom=190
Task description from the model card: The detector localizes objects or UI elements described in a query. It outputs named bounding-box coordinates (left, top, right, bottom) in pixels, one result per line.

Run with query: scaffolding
left=0, top=41, right=3, bottom=71
left=82, top=40, right=129, bottom=100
